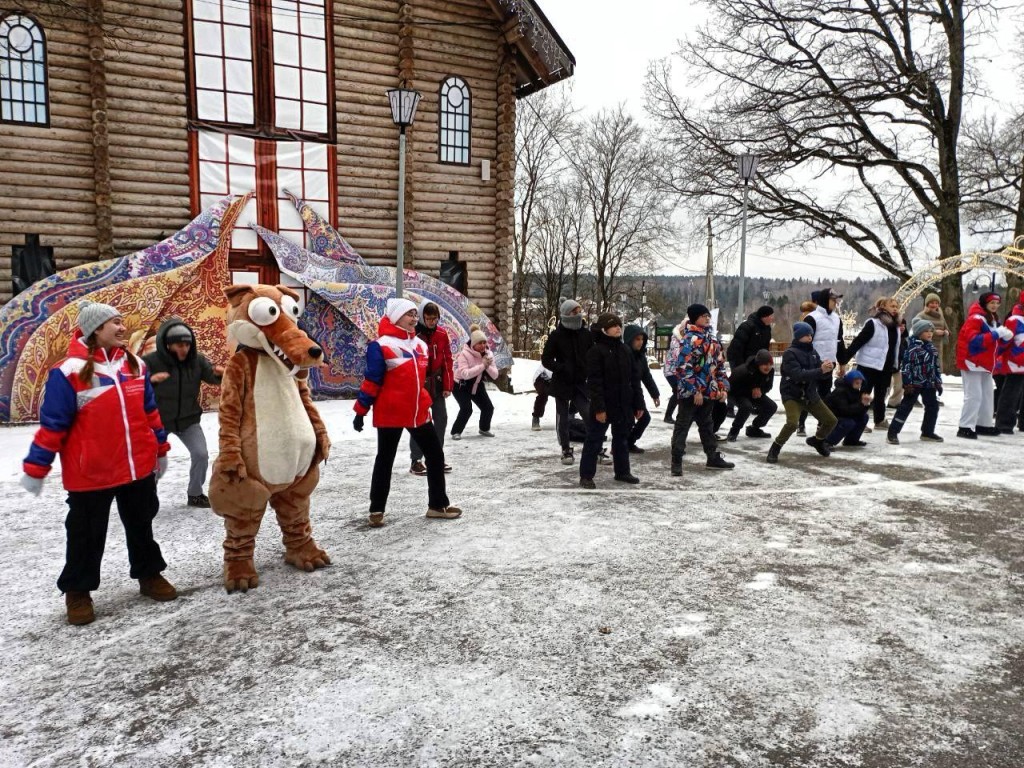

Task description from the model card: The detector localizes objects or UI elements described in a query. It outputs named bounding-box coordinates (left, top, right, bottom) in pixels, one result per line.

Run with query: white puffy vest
left=810, top=306, right=841, bottom=362
left=856, top=318, right=900, bottom=370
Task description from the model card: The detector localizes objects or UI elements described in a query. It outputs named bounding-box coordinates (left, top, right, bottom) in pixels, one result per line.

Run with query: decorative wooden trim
left=493, top=47, right=516, bottom=331
left=87, top=0, right=114, bottom=260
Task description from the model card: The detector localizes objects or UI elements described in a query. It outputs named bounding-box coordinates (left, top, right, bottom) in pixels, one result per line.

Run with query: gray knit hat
left=77, top=300, right=121, bottom=340
left=165, top=323, right=193, bottom=344
left=911, top=318, right=935, bottom=338
left=559, top=299, right=581, bottom=318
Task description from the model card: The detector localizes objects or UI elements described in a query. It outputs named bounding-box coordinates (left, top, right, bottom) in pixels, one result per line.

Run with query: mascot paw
left=223, top=560, right=260, bottom=593
left=284, top=543, right=331, bottom=573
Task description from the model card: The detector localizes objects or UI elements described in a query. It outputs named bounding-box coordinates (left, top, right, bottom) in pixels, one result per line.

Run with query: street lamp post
left=736, top=153, right=759, bottom=328
left=387, top=87, right=422, bottom=298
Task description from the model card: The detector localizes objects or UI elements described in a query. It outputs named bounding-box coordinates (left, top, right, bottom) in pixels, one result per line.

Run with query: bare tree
left=645, top=0, right=992, bottom=367
left=512, top=86, right=575, bottom=351
left=960, top=116, right=1024, bottom=242
left=569, top=107, right=675, bottom=311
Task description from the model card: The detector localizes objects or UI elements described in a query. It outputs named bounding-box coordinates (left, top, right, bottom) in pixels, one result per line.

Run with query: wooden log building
left=0, top=0, right=574, bottom=328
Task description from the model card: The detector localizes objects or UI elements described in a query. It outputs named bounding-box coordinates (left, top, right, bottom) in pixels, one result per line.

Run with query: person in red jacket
left=956, top=292, right=1011, bottom=438
left=20, top=301, right=177, bottom=626
left=353, top=298, right=462, bottom=527
left=408, top=300, right=454, bottom=475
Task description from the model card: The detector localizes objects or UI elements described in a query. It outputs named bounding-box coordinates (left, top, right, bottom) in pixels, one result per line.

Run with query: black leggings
left=371, top=423, right=449, bottom=512
left=451, top=380, right=494, bottom=434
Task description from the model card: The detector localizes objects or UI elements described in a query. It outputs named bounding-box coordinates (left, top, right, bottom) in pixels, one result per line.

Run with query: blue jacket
left=900, top=337, right=942, bottom=389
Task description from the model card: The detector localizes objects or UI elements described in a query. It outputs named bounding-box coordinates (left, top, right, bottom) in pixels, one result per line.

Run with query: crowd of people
left=17, top=285, right=1024, bottom=625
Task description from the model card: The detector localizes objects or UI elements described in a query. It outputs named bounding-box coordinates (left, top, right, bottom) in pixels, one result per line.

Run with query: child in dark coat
left=579, top=313, right=644, bottom=488
left=726, top=349, right=777, bottom=440
left=887, top=318, right=944, bottom=443
left=623, top=324, right=661, bottom=452
left=824, top=370, right=871, bottom=447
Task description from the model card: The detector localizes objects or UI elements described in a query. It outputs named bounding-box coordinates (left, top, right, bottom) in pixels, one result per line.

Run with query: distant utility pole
left=705, top=217, right=715, bottom=307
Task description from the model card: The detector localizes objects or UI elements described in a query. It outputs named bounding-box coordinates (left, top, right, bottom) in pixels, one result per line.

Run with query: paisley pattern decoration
left=283, top=189, right=365, bottom=265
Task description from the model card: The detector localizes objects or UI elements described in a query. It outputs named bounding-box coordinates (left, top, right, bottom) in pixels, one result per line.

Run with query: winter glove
left=155, top=456, right=168, bottom=481
left=19, top=474, right=43, bottom=496
left=353, top=414, right=364, bottom=432
left=995, top=326, right=1013, bottom=341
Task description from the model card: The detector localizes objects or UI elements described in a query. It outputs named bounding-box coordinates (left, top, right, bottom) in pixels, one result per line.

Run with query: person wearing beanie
left=451, top=324, right=499, bottom=439
left=799, top=288, right=846, bottom=436
left=955, top=292, right=1008, bottom=439
left=726, top=304, right=775, bottom=371
left=353, top=298, right=461, bottom=526
left=20, top=300, right=177, bottom=625
left=623, top=324, right=661, bottom=453
left=887, top=321, right=944, bottom=444
left=143, top=318, right=224, bottom=507
left=766, top=322, right=837, bottom=463
left=823, top=370, right=871, bottom=448
left=670, top=305, right=734, bottom=475
left=541, top=298, right=594, bottom=465
left=408, top=300, right=455, bottom=475
left=725, top=348, right=778, bottom=441
left=993, top=300, right=1024, bottom=434
left=579, top=314, right=644, bottom=488
left=844, top=297, right=903, bottom=431
left=913, top=293, right=949, bottom=378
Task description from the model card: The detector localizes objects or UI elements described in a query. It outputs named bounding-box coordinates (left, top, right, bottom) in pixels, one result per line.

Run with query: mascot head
left=224, top=284, right=323, bottom=376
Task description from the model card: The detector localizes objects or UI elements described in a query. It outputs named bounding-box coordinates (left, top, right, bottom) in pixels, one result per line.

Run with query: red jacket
left=418, top=324, right=455, bottom=395
left=995, top=305, right=1024, bottom=375
left=354, top=317, right=433, bottom=428
left=956, top=302, right=1000, bottom=373
left=24, top=332, right=169, bottom=491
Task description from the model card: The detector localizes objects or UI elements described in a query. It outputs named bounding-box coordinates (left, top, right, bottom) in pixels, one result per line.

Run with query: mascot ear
left=276, top=284, right=300, bottom=301
left=224, top=285, right=256, bottom=307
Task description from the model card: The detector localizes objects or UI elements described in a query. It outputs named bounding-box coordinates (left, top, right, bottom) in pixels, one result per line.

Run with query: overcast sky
left=533, top=0, right=1021, bottom=283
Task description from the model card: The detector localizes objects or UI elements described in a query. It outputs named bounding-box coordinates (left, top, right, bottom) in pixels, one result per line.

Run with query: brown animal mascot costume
left=209, top=284, right=331, bottom=592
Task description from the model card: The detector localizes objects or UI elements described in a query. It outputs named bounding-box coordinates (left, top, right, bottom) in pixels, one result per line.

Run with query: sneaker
left=597, top=449, right=612, bottom=465
left=65, top=591, right=94, bottom=626
left=920, top=433, right=944, bottom=442
left=187, top=494, right=211, bottom=508
left=614, top=473, right=640, bottom=484
left=745, top=427, right=772, bottom=439
left=561, top=448, right=574, bottom=466
left=706, top=452, right=735, bottom=469
left=874, top=419, right=889, bottom=430
left=1000, top=428, right=1014, bottom=435
left=426, top=506, right=462, bottom=519
left=977, top=426, right=1001, bottom=436
left=663, top=414, right=675, bottom=424
left=139, top=574, right=178, bottom=602
left=886, top=433, right=899, bottom=445
left=451, top=433, right=462, bottom=441
left=842, top=439, right=868, bottom=447
left=410, top=460, right=427, bottom=476
left=580, top=477, right=596, bottom=490
left=443, top=463, right=453, bottom=473
left=368, top=511, right=385, bottom=527
left=863, top=424, right=873, bottom=433
left=479, top=429, right=495, bottom=437
left=956, top=427, right=977, bottom=440
left=628, top=444, right=645, bottom=454
left=531, top=417, right=541, bottom=431
left=886, top=403, right=898, bottom=410
left=796, top=426, right=807, bottom=437
left=726, top=431, right=739, bottom=443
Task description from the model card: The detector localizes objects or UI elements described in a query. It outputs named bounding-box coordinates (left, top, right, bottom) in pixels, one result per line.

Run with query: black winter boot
left=806, top=435, right=832, bottom=457
left=706, top=452, right=734, bottom=469
left=745, top=427, right=772, bottom=439
left=726, top=427, right=739, bottom=442
left=670, top=457, right=683, bottom=477
left=766, top=442, right=782, bottom=463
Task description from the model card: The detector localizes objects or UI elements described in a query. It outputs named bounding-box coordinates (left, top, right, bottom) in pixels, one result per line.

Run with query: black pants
left=671, top=397, right=718, bottom=460
left=533, top=378, right=550, bottom=419
left=664, top=375, right=679, bottom=422
left=451, top=381, right=494, bottom=434
left=371, top=423, right=449, bottom=512
left=57, top=474, right=166, bottom=593
left=629, top=407, right=651, bottom=446
left=580, top=416, right=631, bottom=479
left=859, top=366, right=891, bottom=424
left=712, top=399, right=728, bottom=432
left=555, top=387, right=590, bottom=450
left=995, top=375, right=1024, bottom=431
left=890, top=388, right=939, bottom=436
left=729, top=394, right=778, bottom=433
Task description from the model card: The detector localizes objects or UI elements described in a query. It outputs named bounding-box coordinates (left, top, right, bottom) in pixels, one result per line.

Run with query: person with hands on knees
left=670, top=304, right=734, bottom=477
left=143, top=318, right=224, bottom=508
left=353, top=298, right=461, bottom=527
left=956, top=292, right=1008, bottom=439
left=767, top=322, right=838, bottom=463
left=623, top=324, right=660, bottom=453
left=726, top=349, right=778, bottom=441
left=450, top=324, right=499, bottom=439
left=20, top=300, right=176, bottom=626
left=887, top=318, right=944, bottom=444
left=823, top=370, right=871, bottom=448
left=579, top=313, right=644, bottom=489
left=408, top=300, right=454, bottom=474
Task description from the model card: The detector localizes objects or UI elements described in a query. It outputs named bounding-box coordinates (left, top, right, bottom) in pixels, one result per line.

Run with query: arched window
left=438, top=76, right=470, bottom=165
left=0, top=13, right=48, bottom=125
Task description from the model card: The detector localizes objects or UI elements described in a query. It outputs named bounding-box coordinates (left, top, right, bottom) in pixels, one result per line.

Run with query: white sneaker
left=451, top=433, right=462, bottom=441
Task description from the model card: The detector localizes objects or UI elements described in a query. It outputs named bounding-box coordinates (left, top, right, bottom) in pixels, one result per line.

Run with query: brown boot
left=139, top=574, right=178, bottom=602
left=426, top=505, right=462, bottom=519
left=65, top=591, right=94, bottom=626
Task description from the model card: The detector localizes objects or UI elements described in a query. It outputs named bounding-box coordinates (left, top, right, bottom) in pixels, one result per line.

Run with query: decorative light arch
left=893, top=236, right=1024, bottom=312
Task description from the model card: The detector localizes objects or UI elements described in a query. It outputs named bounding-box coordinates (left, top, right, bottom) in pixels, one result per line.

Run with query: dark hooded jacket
left=727, top=312, right=772, bottom=370
left=779, top=339, right=831, bottom=402
left=825, top=378, right=869, bottom=419
left=585, top=331, right=644, bottom=422
left=542, top=322, right=594, bottom=399
left=728, top=355, right=775, bottom=399
left=142, top=318, right=221, bottom=433
left=623, top=324, right=660, bottom=401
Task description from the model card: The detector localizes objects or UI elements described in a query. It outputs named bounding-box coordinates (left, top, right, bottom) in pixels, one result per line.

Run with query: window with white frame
left=438, top=76, right=470, bottom=165
left=0, top=13, right=48, bottom=126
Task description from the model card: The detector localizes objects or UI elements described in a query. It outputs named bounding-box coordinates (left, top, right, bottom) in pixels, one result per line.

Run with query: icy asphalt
left=0, top=361, right=1021, bottom=767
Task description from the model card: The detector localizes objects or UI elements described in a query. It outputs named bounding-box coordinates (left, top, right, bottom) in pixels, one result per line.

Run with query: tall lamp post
left=387, top=86, right=422, bottom=298
left=736, top=153, right=759, bottom=328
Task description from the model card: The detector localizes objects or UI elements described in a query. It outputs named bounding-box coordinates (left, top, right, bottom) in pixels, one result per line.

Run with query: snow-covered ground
left=1, top=361, right=1022, bottom=766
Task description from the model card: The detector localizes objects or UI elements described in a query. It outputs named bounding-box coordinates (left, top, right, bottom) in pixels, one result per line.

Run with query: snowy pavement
left=1, top=361, right=1022, bottom=766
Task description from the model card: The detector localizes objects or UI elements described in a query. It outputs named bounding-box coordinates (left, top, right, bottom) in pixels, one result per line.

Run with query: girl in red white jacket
left=353, top=298, right=462, bottom=527
left=451, top=325, right=499, bottom=439
left=955, top=292, right=1012, bottom=438
left=20, top=301, right=177, bottom=626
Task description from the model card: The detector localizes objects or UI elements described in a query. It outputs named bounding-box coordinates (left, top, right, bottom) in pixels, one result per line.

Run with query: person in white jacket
left=451, top=325, right=499, bottom=439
